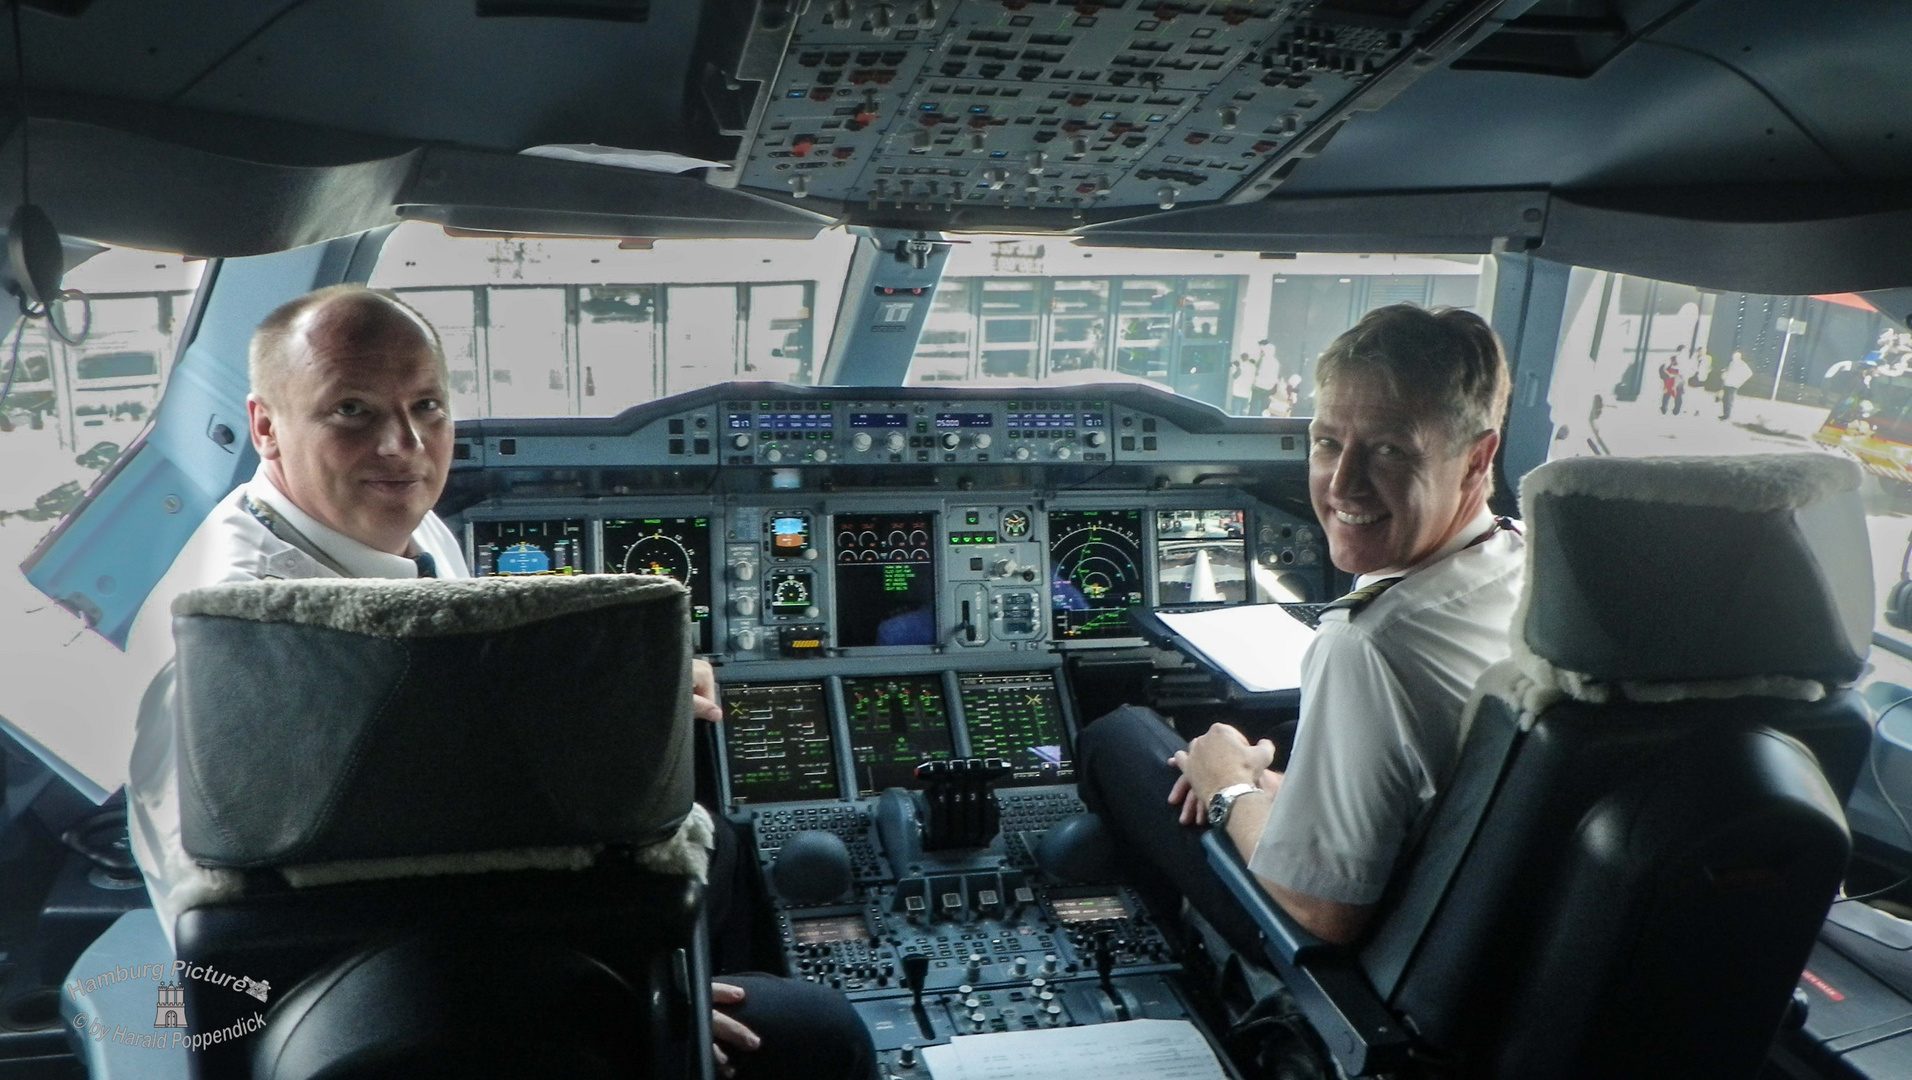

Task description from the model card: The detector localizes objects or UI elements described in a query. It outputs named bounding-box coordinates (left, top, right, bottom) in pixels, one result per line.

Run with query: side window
left=1544, top=268, right=1912, bottom=687
left=0, top=247, right=205, bottom=792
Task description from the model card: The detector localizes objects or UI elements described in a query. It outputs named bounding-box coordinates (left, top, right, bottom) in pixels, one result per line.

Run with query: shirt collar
left=1355, top=507, right=1498, bottom=589
left=243, top=466, right=426, bottom=579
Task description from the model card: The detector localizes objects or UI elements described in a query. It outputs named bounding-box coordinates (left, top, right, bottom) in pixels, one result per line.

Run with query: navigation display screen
left=603, top=516, right=712, bottom=652
left=723, top=682, right=839, bottom=804
left=959, top=671, right=1073, bottom=786
left=834, top=513, right=937, bottom=647
left=1155, top=509, right=1248, bottom=606
left=472, top=519, right=586, bottom=576
left=1047, top=509, right=1146, bottom=639
left=844, top=675, right=955, bottom=796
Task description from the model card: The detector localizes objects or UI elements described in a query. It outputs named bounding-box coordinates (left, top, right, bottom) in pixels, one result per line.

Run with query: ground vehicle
left=2, top=0, right=1912, bottom=1077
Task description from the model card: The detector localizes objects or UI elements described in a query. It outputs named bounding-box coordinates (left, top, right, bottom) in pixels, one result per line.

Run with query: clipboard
left=1129, top=603, right=1320, bottom=708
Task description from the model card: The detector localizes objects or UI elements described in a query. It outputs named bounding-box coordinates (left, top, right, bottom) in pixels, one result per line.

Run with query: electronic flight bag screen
left=471, top=519, right=586, bottom=576
left=958, top=671, right=1073, bottom=786
left=844, top=675, right=956, bottom=796
left=723, top=682, right=840, bottom=804
left=833, top=513, right=938, bottom=647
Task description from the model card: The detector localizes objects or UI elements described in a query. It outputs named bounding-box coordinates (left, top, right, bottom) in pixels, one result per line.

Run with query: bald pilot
left=126, top=285, right=873, bottom=1080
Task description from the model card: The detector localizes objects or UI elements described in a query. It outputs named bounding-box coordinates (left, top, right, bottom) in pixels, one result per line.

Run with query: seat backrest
left=1371, top=453, right=1874, bottom=1080
left=166, top=574, right=709, bottom=1080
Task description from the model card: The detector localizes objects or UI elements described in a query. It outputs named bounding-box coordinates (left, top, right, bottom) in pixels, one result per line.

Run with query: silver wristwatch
left=1207, top=782, right=1259, bottom=828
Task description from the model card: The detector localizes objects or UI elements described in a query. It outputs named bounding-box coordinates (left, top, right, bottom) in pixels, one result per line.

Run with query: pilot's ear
left=247, top=395, right=280, bottom=460
left=1463, top=429, right=1499, bottom=488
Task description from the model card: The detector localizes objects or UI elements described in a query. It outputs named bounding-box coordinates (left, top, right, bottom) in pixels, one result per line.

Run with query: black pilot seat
left=1179, top=452, right=1875, bottom=1079
left=160, top=574, right=714, bottom=1080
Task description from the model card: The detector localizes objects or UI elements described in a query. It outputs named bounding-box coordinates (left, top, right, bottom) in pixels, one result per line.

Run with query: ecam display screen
left=723, top=681, right=839, bottom=804
left=845, top=675, right=955, bottom=795
left=959, top=671, right=1073, bottom=786
left=833, top=513, right=937, bottom=647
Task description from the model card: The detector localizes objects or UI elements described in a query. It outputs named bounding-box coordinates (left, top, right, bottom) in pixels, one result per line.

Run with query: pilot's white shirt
left=125, top=465, right=467, bottom=947
left=1249, top=509, right=1524, bottom=906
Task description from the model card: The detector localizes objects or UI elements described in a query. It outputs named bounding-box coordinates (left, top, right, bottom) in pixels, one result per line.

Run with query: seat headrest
left=171, top=575, right=696, bottom=873
left=1515, top=454, right=1870, bottom=691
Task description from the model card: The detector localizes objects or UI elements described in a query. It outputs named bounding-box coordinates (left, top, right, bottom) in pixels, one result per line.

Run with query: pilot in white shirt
left=1080, top=303, right=1519, bottom=947
left=121, top=285, right=845, bottom=1080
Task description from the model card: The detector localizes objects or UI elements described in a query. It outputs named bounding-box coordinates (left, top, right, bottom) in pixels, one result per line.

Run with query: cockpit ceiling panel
left=725, top=0, right=1510, bottom=221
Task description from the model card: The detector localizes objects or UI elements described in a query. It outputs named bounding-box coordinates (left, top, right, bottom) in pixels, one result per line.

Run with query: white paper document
left=920, top=1019, right=1227, bottom=1080
left=1155, top=603, right=1318, bottom=694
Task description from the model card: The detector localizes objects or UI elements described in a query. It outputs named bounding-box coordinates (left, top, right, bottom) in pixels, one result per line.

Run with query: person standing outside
left=1659, top=346, right=1686, bottom=415
left=1721, top=349, right=1754, bottom=421
left=1229, top=352, right=1256, bottom=414
left=1249, top=340, right=1282, bottom=415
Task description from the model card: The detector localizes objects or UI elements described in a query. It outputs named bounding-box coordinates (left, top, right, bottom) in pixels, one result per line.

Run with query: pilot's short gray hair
left=1314, top=303, right=1511, bottom=453
left=248, top=284, right=446, bottom=407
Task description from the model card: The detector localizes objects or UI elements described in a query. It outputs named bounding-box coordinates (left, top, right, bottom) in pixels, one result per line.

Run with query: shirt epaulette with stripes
left=1322, top=576, right=1404, bottom=619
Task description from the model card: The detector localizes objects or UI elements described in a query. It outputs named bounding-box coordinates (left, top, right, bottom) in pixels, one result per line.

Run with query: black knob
left=209, top=423, right=235, bottom=446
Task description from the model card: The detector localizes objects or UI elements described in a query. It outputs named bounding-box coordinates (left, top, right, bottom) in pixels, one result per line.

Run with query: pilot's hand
left=692, top=658, right=724, bottom=724
left=1166, top=723, right=1276, bottom=826
left=710, top=981, right=760, bottom=1078
left=1167, top=765, right=1282, bottom=826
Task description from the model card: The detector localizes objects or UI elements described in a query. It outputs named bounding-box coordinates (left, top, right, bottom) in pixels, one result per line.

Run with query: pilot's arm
left=692, top=657, right=724, bottom=723
left=1172, top=725, right=1375, bottom=944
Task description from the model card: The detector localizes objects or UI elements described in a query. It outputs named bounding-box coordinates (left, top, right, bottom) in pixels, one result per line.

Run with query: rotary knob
left=810, top=447, right=829, bottom=463
left=852, top=432, right=873, bottom=451
left=731, top=594, right=758, bottom=617
left=886, top=431, right=907, bottom=452
left=731, top=627, right=759, bottom=651
left=972, top=433, right=992, bottom=449
left=1084, top=431, right=1106, bottom=447
left=731, top=433, right=752, bottom=450
left=764, top=447, right=784, bottom=463
left=1054, top=445, right=1072, bottom=460
left=730, top=561, right=756, bottom=583
left=1012, top=446, right=1033, bottom=462
left=940, top=432, right=961, bottom=450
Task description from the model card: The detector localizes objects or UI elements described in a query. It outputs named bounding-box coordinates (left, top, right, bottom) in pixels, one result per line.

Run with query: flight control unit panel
left=441, top=382, right=1319, bottom=1066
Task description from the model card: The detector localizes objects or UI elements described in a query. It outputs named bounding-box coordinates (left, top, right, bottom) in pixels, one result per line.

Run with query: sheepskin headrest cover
left=175, top=574, right=686, bottom=638
left=1515, top=454, right=1870, bottom=687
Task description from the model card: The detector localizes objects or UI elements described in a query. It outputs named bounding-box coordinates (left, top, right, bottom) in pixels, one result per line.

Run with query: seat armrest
left=1201, top=827, right=1327, bottom=964
left=1201, top=831, right=1412, bottom=1077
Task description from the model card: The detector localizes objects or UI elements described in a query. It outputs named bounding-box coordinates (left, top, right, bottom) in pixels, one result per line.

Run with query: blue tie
left=413, top=552, right=437, bottom=579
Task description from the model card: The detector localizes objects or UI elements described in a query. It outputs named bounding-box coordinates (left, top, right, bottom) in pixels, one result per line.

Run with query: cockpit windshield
left=367, top=222, right=1484, bottom=419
